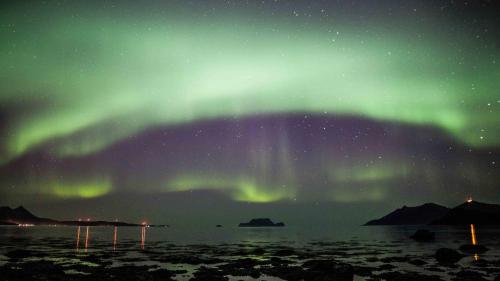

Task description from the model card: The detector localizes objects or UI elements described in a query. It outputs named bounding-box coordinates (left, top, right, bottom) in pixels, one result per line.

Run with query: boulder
left=435, top=248, right=464, bottom=264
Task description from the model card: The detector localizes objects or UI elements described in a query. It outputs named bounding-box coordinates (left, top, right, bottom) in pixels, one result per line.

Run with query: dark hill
left=431, top=201, right=500, bottom=225
left=364, top=203, right=450, bottom=225
left=0, top=206, right=56, bottom=225
left=0, top=206, right=139, bottom=226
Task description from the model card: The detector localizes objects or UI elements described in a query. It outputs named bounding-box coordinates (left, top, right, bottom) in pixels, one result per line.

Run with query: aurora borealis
left=0, top=0, right=499, bottom=225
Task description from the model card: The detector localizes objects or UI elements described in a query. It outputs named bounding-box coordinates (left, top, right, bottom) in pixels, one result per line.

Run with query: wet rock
left=380, top=256, right=410, bottom=263
left=161, top=255, right=223, bottom=265
left=410, top=229, right=435, bottom=242
left=5, top=249, right=37, bottom=260
left=274, top=248, right=295, bottom=256
left=190, top=266, right=228, bottom=281
left=96, top=265, right=175, bottom=281
left=452, top=270, right=488, bottom=281
left=217, top=258, right=262, bottom=278
left=353, top=265, right=376, bottom=277
left=459, top=244, right=489, bottom=254
left=377, top=271, right=443, bottom=281
left=0, top=261, right=67, bottom=281
left=377, top=264, right=397, bottom=271
left=301, top=259, right=353, bottom=281
left=426, top=267, right=445, bottom=272
left=261, top=265, right=306, bottom=281
left=250, top=247, right=265, bottom=255
left=268, top=256, right=294, bottom=266
left=408, top=259, right=427, bottom=266
left=435, top=248, right=464, bottom=264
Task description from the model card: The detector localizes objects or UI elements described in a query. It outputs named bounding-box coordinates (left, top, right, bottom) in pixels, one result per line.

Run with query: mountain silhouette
left=364, top=203, right=450, bottom=225
left=431, top=201, right=500, bottom=225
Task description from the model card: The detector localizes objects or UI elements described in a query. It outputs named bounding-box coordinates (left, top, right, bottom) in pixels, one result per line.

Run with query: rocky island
left=238, top=218, right=285, bottom=227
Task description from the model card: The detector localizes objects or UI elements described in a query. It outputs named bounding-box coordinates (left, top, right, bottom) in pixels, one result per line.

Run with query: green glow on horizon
left=168, top=176, right=294, bottom=203
left=330, top=186, right=387, bottom=203
left=332, top=163, right=409, bottom=183
left=0, top=3, right=498, bottom=164
left=50, top=180, right=112, bottom=199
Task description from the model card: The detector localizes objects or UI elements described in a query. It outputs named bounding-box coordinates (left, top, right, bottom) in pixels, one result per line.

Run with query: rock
left=435, top=248, right=464, bottom=264
left=458, top=244, right=489, bottom=254
left=274, top=248, right=296, bottom=256
left=5, top=249, right=35, bottom=260
left=377, top=271, right=443, bottom=281
left=410, top=229, right=435, bottom=242
left=217, top=258, right=262, bottom=278
left=408, top=259, right=427, bottom=266
left=160, top=255, right=224, bottom=265
left=452, top=270, right=488, bottom=281
left=302, top=259, right=354, bottom=281
left=0, top=261, right=67, bottom=281
left=261, top=265, right=306, bottom=281
left=353, top=265, right=376, bottom=277
left=190, top=266, right=228, bottom=281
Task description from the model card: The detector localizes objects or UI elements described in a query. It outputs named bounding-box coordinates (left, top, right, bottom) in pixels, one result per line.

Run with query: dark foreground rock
left=260, top=259, right=353, bottom=281
left=452, top=270, right=488, bottom=281
left=410, top=229, right=435, bottom=242
left=302, top=260, right=353, bottom=281
left=435, top=248, right=464, bottom=264
left=217, top=258, right=262, bottom=278
left=0, top=261, right=184, bottom=281
left=190, top=266, right=228, bottom=281
left=377, top=271, right=443, bottom=281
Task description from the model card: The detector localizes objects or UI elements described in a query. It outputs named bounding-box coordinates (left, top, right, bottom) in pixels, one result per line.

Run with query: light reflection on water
left=140, top=225, right=147, bottom=250
left=470, top=224, right=479, bottom=261
left=84, top=226, right=89, bottom=253
left=75, top=226, right=80, bottom=251
left=57, top=224, right=500, bottom=256
left=113, top=226, right=117, bottom=251
left=74, top=225, right=148, bottom=252
left=1, top=225, right=500, bottom=256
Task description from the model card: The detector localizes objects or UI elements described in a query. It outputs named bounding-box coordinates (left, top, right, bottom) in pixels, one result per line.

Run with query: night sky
left=0, top=0, right=498, bottom=226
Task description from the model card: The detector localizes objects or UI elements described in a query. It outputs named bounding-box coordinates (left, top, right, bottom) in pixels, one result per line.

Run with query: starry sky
left=0, top=0, right=498, bottom=226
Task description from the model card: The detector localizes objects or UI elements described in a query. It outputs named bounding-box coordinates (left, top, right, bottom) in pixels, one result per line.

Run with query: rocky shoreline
left=1, top=236, right=500, bottom=281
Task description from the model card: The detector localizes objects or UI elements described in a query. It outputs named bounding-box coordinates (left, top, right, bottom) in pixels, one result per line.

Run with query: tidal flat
left=1, top=226, right=499, bottom=280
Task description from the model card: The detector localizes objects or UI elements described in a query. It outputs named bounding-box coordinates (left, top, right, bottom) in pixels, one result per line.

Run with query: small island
left=238, top=218, right=285, bottom=227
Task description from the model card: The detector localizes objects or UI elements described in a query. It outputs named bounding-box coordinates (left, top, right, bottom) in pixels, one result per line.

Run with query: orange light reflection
left=76, top=226, right=81, bottom=251
left=470, top=224, right=477, bottom=245
left=113, top=226, right=118, bottom=251
left=140, top=221, right=147, bottom=250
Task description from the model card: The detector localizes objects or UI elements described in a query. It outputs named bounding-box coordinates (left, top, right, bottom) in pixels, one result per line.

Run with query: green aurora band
left=0, top=2, right=498, bottom=206
left=1, top=3, right=498, bottom=165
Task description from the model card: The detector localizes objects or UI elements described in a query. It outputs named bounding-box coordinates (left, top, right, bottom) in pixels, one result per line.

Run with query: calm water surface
left=1, top=225, right=499, bottom=280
